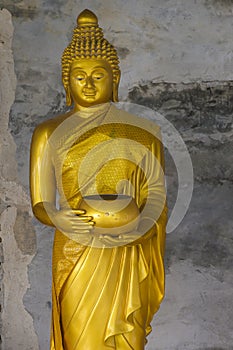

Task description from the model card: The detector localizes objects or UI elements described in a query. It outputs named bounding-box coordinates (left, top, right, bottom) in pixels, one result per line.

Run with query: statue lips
left=83, top=88, right=96, bottom=97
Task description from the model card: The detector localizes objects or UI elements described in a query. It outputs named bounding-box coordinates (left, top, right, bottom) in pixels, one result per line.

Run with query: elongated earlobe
left=65, top=86, right=73, bottom=106
left=112, top=71, right=121, bottom=102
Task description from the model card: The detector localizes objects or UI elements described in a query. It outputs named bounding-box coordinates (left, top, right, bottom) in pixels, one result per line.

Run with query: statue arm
left=30, top=121, right=95, bottom=239
left=30, top=123, right=57, bottom=227
left=132, top=133, right=167, bottom=245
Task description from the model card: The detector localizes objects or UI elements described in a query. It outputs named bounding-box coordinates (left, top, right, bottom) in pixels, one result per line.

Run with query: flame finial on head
left=77, top=9, right=98, bottom=27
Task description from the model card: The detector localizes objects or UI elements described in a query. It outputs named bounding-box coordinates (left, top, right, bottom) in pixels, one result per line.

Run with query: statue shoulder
left=31, top=111, right=72, bottom=144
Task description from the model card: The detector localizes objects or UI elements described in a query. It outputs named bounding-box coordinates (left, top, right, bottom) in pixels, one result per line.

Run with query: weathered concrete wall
left=3, top=0, right=233, bottom=189
left=0, top=9, right=39, bottom=350
left=0, top=0, right=232, bottom=349
left=128, top=83, right=233, bottom=349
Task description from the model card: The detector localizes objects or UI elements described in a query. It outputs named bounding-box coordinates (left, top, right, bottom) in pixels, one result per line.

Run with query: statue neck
left=74, top=102, right=111, bottom=119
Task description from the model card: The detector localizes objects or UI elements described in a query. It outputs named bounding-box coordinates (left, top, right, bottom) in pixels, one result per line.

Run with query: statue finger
left=98, top=235, right=118, bottom=246
left=61, top=209, right=81, bottom=216
left=79, top=230, right=93, bottom=235
left=79, top=216, right=94, bottom=222
left=72, top=224, right=94, bottom=231
left=71, top=216, right=95, bottom=223
left=72, top=209, right=86, bottom=215
left=119, top=233, right=139, bottom=240
left=70, top=228, right=91, bottom=234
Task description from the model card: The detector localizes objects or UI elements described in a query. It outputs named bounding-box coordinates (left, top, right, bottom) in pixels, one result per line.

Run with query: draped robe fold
left=37, top=104, right=167, bottom=350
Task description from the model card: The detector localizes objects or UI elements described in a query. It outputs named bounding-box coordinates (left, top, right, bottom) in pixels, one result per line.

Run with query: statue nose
left=85, top=76, right=94, bottom=88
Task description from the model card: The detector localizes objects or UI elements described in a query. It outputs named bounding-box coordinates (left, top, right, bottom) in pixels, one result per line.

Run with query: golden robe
left=32, top=103, right=167, bottom=350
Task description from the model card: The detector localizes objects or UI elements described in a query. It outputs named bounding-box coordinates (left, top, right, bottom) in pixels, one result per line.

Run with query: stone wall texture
left=0, top=8, right=39, bottom=350
left=0, top=0, right=232, bottom=349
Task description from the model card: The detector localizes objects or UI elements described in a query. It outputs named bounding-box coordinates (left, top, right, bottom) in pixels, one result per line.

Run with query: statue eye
left=75, top=73, right=85, bottom=81
left=76, top=76, right=85, bottom=81
left=93, top=73, right=104, bottom=80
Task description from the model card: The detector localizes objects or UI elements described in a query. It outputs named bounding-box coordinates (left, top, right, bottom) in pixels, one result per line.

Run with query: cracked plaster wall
left=0, top=8, right=39, bottom=350
left=0, top=0, right=232, bottom=349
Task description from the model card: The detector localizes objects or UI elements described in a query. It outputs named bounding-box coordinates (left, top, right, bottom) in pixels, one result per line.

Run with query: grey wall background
left=0, top=0, right=233, bottom=349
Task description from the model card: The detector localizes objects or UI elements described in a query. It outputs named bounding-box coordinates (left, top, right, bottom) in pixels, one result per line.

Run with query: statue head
left=62, top=9, right=121, bottom=108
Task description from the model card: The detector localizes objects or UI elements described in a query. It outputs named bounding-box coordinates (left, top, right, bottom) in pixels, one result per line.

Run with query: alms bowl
left=79, top=194, right=140, bottom=235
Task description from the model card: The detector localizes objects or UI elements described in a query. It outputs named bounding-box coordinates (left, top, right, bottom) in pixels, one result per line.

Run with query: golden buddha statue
left=30, top=9, right=167, bottom=350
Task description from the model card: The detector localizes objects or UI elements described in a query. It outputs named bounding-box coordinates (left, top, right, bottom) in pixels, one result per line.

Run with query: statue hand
left=51, top=209, right=95, bottom=235
left=97, top=231, right=141, bottom=247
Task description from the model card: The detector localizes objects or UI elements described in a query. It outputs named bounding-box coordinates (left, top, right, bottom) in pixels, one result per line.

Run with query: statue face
left=69, top=58, right=114, bottom=109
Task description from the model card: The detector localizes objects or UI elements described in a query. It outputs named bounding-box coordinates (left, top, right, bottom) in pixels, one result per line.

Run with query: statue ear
left=112, top=71, right=121, bottom=102
left=65, top=86, right=73, bottom=106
